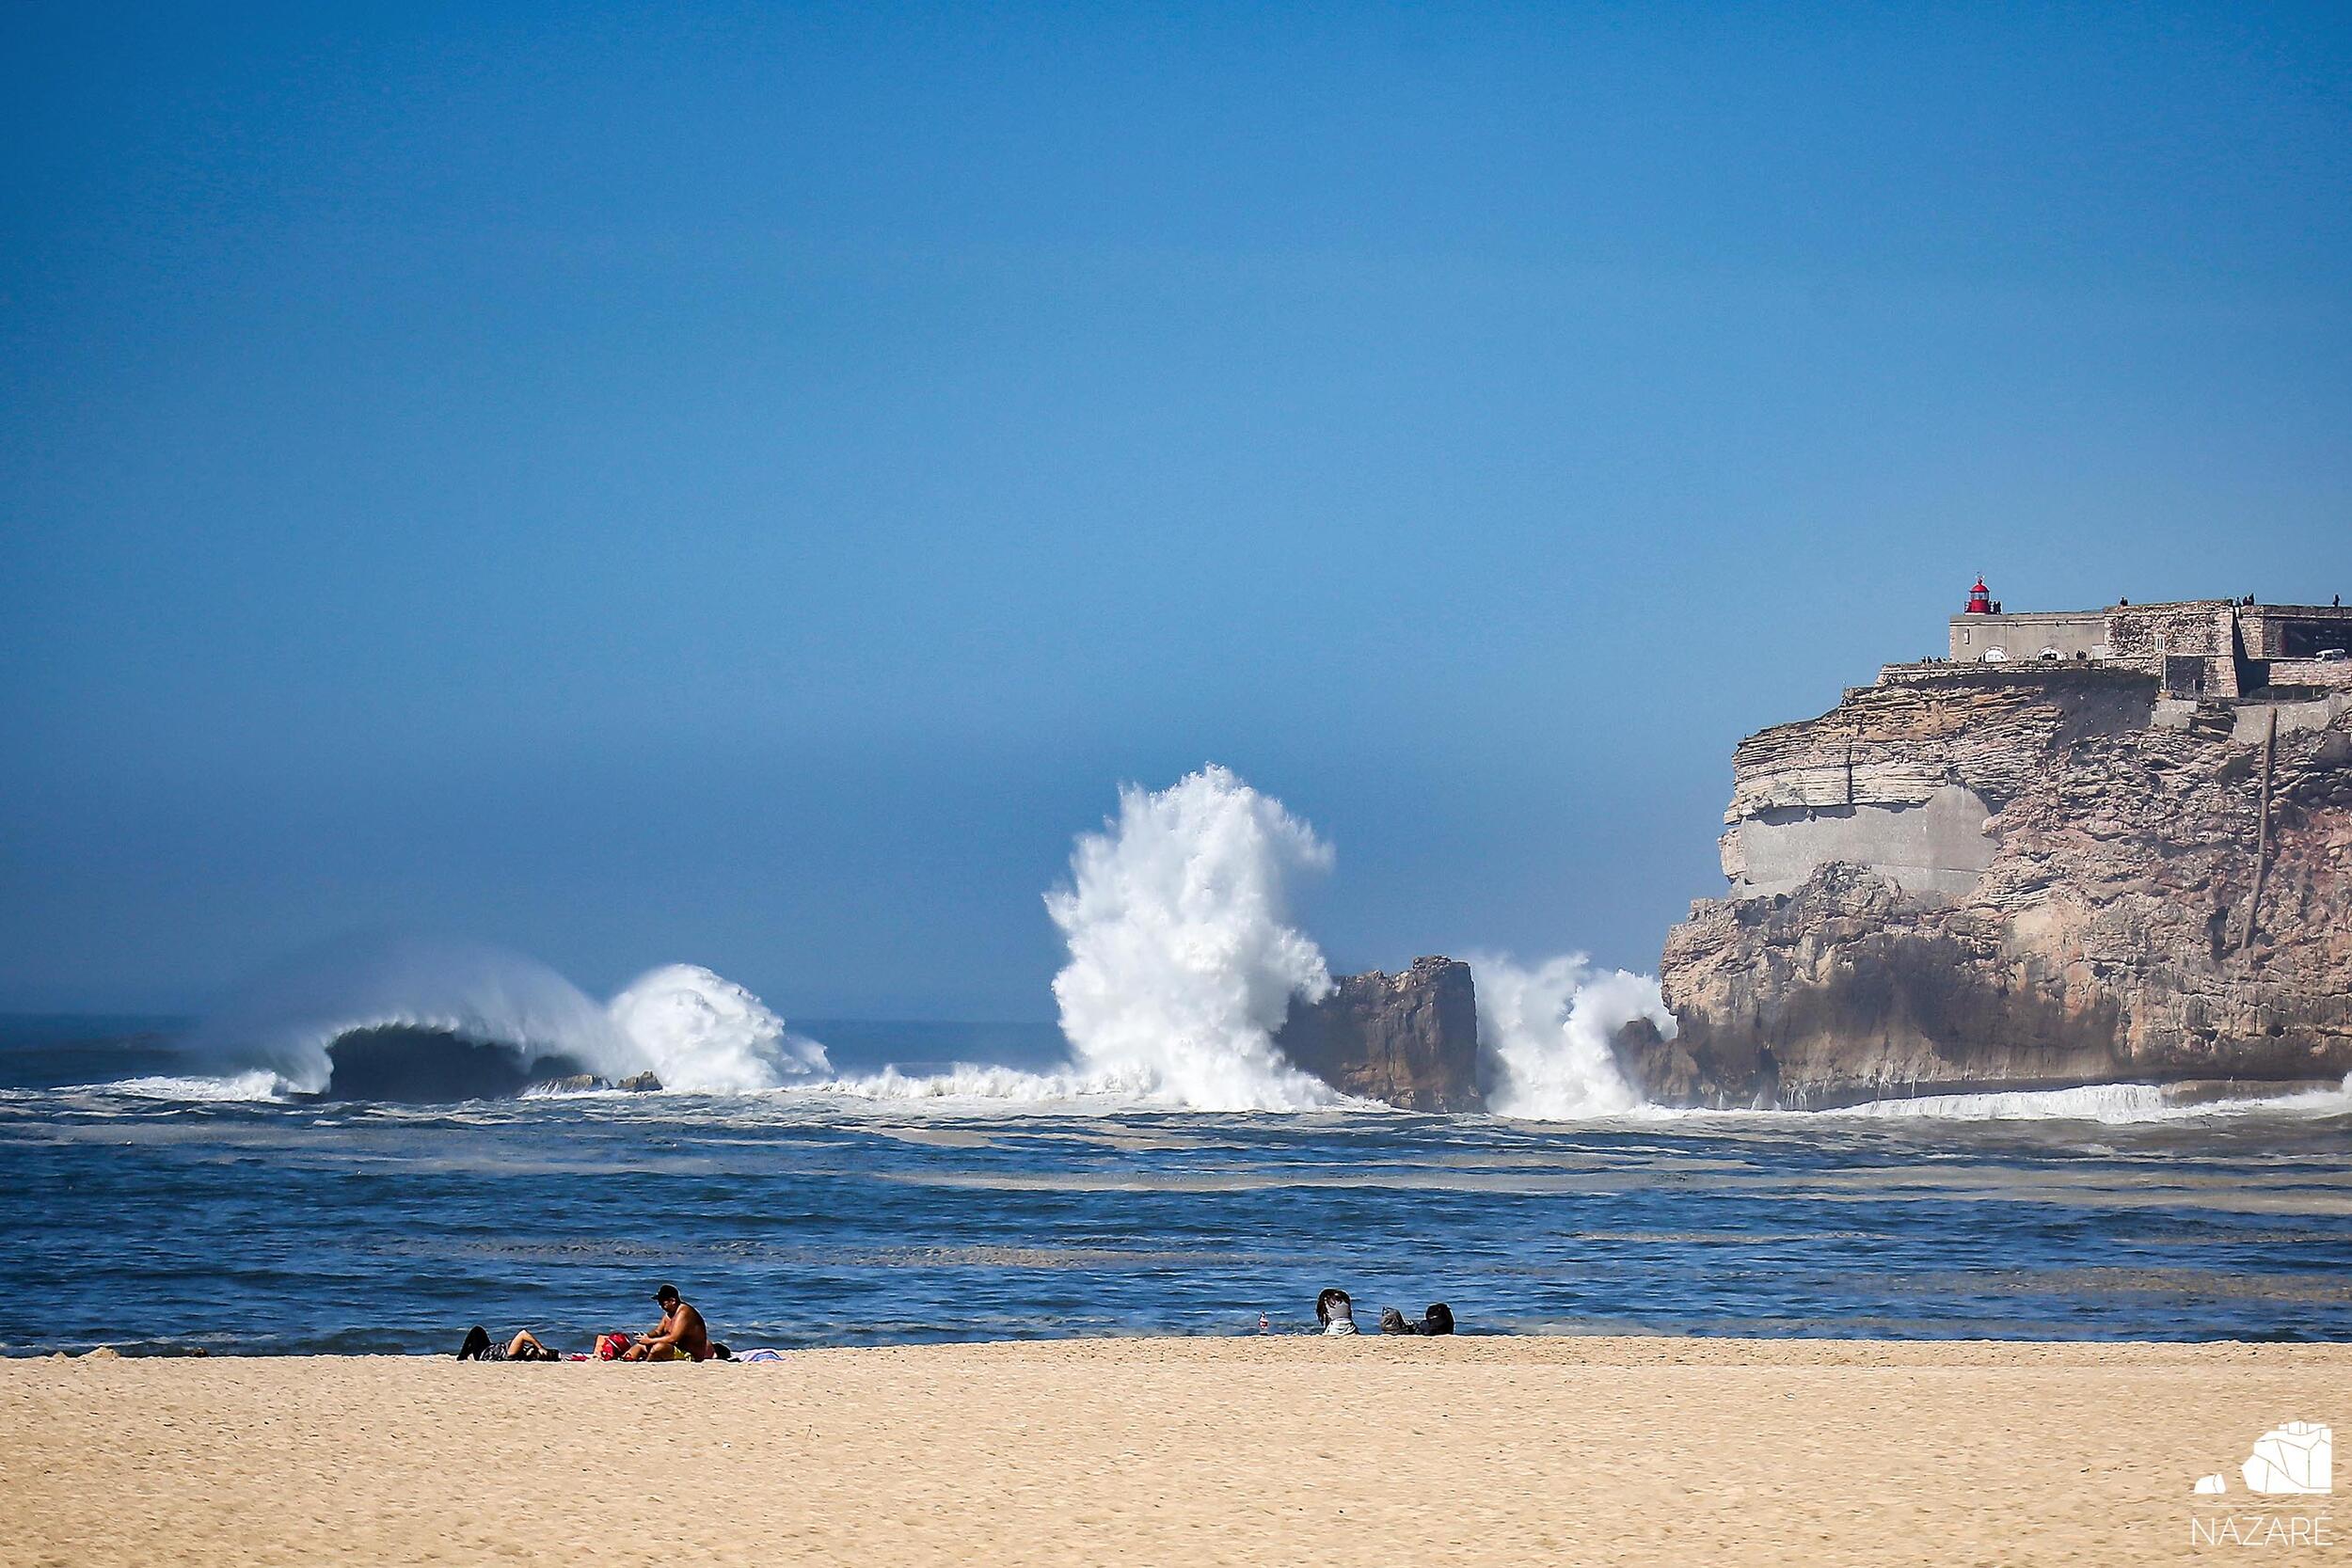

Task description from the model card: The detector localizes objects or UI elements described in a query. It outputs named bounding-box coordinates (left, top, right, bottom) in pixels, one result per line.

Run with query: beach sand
left=3, top=1337, right=2341, bottom=1565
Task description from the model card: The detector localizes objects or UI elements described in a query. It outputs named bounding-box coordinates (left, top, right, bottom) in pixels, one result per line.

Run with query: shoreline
left=18, top=1330, right=2352, bottom=1361
left=7, top=1336, right=2342, bottom=1564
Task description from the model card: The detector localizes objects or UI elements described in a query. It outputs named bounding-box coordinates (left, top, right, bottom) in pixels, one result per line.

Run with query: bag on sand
left=596, top=1333, right=633, bottom=1361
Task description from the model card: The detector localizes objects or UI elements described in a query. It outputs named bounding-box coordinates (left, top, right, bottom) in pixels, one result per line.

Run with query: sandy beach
left=2, top=1336, right=2340, bottom=1565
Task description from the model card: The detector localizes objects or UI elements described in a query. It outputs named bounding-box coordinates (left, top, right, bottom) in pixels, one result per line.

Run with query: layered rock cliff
left=1278, top=956, right=1482, bottom=1111
left=1624, top=666, right=2352, bottom=1108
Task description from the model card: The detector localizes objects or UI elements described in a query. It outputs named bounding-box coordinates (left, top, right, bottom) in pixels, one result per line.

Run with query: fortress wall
left=2101, top=601, right=2235, bottom=661
left=1942, top=602, right=2352, bottom=673
left=1876, top=662, right=2155, bottom=694
left=2246, top=667, right=2352, bottom=702
left=1947, top=610, right=2106, bottom=663
left=2242, top=606, right=2352, bottom=659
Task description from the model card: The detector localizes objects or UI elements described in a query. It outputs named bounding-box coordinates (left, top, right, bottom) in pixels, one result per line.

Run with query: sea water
left=5, top=1015, right=2348, bottom=1356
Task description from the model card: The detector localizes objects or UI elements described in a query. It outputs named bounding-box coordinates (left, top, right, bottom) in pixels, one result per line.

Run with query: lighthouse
left=1964, top=578, right=1993, bottom=615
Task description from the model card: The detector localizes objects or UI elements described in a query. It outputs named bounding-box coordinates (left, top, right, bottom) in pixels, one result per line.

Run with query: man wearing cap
left=623, top=1282, right=711, bottom=1362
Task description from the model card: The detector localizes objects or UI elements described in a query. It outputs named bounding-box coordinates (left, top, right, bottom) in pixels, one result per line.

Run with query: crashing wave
left=1043, top=765, right=1341, bottom=1111
left=1471, top=952, right=1672, bottom=1118
left=186, top=940, right=633, bottom=1097
left=182, top=941, right=820, bottom=1101
left=606, top=963, right=829, bottom=1092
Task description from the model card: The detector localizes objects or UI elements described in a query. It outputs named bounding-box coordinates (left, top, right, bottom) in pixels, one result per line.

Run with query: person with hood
left=1314, top=1288, right=1358, bottom=1335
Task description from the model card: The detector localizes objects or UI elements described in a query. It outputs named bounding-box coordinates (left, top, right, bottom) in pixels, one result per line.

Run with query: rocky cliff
left=1624, top=666, right=2352, bottom=1108
left=1278, top=956, right=1482, bottom=1111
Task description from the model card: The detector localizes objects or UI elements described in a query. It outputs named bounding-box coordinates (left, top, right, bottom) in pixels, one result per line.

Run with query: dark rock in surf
left=533, top=1073, right=602, bottom=1094
left=529, top=1069, right=665, bottom=1095
left=1277, top=956, right=1483, bottom=1112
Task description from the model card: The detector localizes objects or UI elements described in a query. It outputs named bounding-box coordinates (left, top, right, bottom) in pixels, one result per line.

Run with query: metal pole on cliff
left=2234, top=707, right=2279, bottom=954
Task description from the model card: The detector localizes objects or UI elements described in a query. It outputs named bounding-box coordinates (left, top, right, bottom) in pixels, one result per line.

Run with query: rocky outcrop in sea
left=1622, top=664, right=2352, bottom=1108
left=1277, top=955, right=1482, bottom=1111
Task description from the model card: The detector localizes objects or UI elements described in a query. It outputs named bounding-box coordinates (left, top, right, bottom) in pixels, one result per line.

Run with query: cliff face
left=1627, top=669, right=2352, bottom=1108
left=1278, top=956, right=1482, bottom=1111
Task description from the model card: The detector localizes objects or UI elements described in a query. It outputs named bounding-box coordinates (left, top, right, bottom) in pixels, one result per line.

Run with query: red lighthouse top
left=1964, top=578, right=1993, bottom=614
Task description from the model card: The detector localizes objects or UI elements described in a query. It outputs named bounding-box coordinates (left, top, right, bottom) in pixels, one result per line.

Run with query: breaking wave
left=607, top=963, right=830, bottom=1092
left=168, top=942, right=827, bottom=1101
left=1042, top=765, right=1342, bottom=1111
left=1470, top=953, right=1673, bottom=1118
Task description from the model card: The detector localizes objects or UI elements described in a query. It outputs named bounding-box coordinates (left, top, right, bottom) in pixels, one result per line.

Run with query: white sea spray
left=1470, top=952, right=1671, bottom=1118
left=607, top=962, right=828, bottom=1092
left=1043, top=765, right=1340, bottom=1111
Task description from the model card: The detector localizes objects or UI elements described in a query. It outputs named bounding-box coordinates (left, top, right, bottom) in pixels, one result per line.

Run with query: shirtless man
left=623, top=1282, right=710, bottom=1362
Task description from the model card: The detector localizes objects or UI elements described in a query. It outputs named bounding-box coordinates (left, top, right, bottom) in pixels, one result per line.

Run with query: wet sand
left=3, top=1337, right=2342, bottom=1565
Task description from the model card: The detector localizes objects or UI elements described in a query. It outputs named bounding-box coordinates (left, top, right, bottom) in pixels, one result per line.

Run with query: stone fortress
left=1623, top=578, right=2352, bottom=1109
left=1945, top=579, right=2352, bottom=698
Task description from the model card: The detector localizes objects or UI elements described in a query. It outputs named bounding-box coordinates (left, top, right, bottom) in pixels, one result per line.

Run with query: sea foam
left=1828, top=1075, right=2352, bottom=1124
left=607, top=963, right=829, bottom=1092
left=1471, top=953, right=1673, bottom=1119
left=100, top=1069, right=288, bottom=1103
left=1043, top=765, right=1342, bottom=1111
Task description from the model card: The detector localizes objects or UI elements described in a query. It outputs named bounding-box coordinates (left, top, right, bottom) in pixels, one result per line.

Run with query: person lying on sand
left=620, top=1282, right=711, bottom=1361
left=1315, top=1289, right=1358, bottom=1335
left=456, top=1326, right=560, bottom=1361
left=1379, top=1303, right=1456, bottom=1336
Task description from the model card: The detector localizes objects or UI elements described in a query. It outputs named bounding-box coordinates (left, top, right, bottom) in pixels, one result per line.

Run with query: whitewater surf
left=54, top=765, right=2344, bottom=1127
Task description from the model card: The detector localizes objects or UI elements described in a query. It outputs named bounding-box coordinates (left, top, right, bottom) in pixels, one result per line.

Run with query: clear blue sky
left=4, top=3, right=2349, bottom=1016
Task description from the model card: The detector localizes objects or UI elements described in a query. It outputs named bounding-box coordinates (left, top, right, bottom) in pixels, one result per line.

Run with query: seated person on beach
left=621, top=1282, right=711, bottom=1361
left=1315, top=1288, right=1358, bottom=1335
left=456, top=1325, right=560, bottom=1361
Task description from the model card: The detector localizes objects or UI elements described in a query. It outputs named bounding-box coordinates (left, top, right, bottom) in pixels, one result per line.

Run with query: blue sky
left=4, top=3, right=2349, bottom=1016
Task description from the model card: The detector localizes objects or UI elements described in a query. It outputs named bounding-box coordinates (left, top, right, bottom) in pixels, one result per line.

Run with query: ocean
left=7, top=1012, right=2348, bottom=1357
